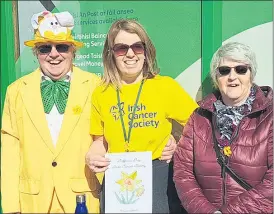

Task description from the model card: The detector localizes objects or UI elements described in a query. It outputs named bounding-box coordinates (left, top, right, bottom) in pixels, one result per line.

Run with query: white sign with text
left=105, top=152, right=152, bottom=213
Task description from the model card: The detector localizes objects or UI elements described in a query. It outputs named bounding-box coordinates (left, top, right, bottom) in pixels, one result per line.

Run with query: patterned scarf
left=213, top=85, right=256, bottom=156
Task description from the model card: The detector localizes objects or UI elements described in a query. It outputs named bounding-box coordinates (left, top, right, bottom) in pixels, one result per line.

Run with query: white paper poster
left=105, top=152, right=152, bottom=213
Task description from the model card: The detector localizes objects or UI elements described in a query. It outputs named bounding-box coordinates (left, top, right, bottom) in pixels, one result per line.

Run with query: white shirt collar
left=41, top=71, right=72, bottom=82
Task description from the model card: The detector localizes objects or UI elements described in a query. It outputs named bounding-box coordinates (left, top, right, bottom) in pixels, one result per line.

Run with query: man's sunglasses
left=217, top=65, right=250, bottom=76
left=112, top=42, right=145, bottom=57
left=37, top=44, right=71, bottom=54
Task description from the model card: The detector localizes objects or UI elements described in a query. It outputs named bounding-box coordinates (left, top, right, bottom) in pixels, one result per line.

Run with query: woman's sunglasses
left=112, top=42, right=145, bottom=57
left=217, top=65, right=250, bottom=76
left=37, top=44, right=71, bottom=54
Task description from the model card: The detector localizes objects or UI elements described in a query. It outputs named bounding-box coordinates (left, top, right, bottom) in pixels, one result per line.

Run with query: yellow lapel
left=54, top=67, right=92, bottom=158
left=21, top=68, right=55, bottom=153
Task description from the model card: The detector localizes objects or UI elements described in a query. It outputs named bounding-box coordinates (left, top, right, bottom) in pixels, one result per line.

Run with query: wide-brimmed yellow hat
left=24, top=11, right=83, bottom=48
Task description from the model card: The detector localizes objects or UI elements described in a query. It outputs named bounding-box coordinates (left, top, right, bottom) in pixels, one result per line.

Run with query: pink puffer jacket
left=173, top=85, right=273, bottom=213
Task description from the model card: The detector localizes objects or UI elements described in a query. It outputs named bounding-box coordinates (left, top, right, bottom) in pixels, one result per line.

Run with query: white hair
left=210, top=42, right=257, bottom=88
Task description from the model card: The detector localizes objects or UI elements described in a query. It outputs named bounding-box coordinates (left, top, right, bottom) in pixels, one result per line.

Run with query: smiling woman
left=86, top=19, right=198, bottom=213
left=101, top=19, right=159, bottom=87
left=210, top=42, right=257, bottom=107
left=113, top=30, right=146, bottom=85
left=174, top=42, right=273, bottom=214
left=216, top=59, right=252, bottom=106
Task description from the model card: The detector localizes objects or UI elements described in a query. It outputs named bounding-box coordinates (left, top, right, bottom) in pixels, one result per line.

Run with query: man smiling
left=1, top=11, right=101, bottom=213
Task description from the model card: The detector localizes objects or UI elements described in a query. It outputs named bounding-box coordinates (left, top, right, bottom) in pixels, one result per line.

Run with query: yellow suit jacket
left=1, top=67, right=101, bottom=213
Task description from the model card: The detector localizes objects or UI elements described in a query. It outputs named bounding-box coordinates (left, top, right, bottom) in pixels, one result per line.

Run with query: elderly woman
left=85, top=19, right=198, bottom=213
left=173, top=42, right=273, bottom=213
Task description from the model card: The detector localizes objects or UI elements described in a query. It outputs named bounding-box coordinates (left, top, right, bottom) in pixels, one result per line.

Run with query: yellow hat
left=24, top=11, right=83, bottom=48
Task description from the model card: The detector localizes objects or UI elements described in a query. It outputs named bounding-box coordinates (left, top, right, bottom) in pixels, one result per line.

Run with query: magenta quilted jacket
left=173, top=85, right=273, bottom=213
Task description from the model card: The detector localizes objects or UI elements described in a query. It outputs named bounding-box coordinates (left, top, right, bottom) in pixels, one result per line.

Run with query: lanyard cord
left=116, top=79, right=144, bottom=144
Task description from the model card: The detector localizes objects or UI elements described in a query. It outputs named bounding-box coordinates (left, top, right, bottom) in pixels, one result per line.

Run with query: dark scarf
left=213, top=85, right=256, bottom=151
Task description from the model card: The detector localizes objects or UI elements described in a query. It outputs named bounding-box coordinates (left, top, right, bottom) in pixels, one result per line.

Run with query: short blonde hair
left=210, top=42, right=257, bottom=88
left=102, top=19, right=159, bottom=88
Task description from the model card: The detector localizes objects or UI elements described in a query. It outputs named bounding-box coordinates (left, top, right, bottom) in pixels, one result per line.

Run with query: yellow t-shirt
left=90, top=75, right=198, bottom=159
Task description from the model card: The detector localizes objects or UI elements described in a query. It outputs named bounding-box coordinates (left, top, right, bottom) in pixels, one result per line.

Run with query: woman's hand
left=160, top=135, right=177, bottom=163
left=85, top=153, right=110, bottom=173
left=85, top=136, right=110, bottom=173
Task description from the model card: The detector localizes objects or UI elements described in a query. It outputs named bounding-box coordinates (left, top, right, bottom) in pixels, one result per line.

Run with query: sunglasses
left=112, top=42, right=145, bottom=57
left=217, top=65, right=250, bottom=76
left=37, top=44, right=71, bottom=54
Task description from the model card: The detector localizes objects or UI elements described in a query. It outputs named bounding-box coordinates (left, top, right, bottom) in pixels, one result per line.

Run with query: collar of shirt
left=41, top=71, right=72, bottom=82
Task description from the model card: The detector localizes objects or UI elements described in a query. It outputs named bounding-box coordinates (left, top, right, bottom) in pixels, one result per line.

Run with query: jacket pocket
left=70, top=178, right=98, bottom=192
left=19, top=179, right=40, bottom=195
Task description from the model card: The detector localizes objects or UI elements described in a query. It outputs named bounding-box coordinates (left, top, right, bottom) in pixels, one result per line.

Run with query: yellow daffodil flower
left=72, top=105, right=82, bottom=115
left=116, top=171, right=142, bottom=192
left=223, top=146, right=232, bottom=157
left=135, top=186, right=145, bottom=197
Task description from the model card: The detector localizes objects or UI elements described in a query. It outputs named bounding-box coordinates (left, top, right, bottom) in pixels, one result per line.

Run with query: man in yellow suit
left=1, top=10, right=177, bottom=213
left=1, top=10, right=101, bottom=213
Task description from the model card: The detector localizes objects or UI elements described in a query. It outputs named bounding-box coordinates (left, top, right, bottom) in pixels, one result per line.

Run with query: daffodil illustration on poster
left=115, top=171, right=145, bottom=204
left=105, top=152, right=152, bottom=213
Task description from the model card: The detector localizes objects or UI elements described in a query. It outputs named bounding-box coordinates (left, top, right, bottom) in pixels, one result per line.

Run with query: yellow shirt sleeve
left=90, top=86, right=104, bottom=136
left=165, top=77, right=198, bottom=126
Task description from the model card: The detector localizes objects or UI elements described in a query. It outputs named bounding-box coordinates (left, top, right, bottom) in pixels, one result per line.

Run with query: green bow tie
left=41, top=79, right=70, bottom=114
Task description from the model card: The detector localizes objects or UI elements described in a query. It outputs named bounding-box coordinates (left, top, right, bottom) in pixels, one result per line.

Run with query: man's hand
left=160, top=135, right=177, bottom=163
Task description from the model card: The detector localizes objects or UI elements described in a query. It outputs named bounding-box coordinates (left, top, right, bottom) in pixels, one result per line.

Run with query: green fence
left=1, top=2, right=17, bottom=213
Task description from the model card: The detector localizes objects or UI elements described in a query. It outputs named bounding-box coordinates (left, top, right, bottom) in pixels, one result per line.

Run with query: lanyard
left=116, top=80, right=144, bottom=151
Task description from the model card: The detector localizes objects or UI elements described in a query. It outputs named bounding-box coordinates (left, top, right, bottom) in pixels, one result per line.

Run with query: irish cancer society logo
left=110, top=102, right=125, bottom=121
